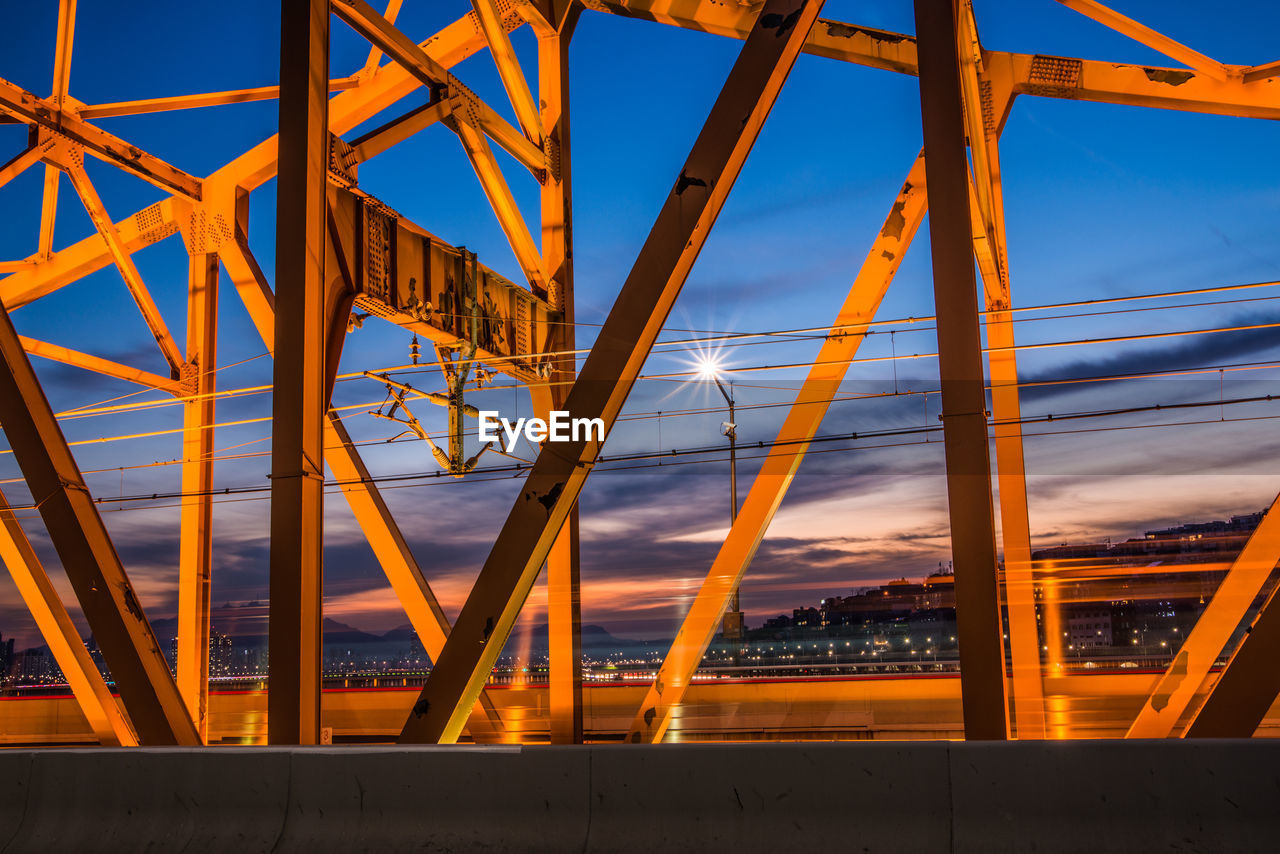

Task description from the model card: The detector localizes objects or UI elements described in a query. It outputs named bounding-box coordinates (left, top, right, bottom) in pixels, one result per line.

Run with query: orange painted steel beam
left=175, top=248, right=219, bottom=742
left=581, top=0, right=919, bottom=76
left=37, top=164, right=58, bottom=260
left=398, top=0, right=826, bottom=745
left=453, top=118, right=549, bottom=295
left=0, top=198, right=180, bottom=310
left=348, top=98, right=452, bottom=164
left=359, top=0, right=406, bottom=78
left=0, top=145, right=45, bottom=192
left=51, top=0, right=76, bottom=104
left=78, top=78, right=362, bottom=120
left=1243, top=60, right=1280, bottom=85
left=18, top=335, right=182, bottom=394
left=1053, top=0, right=1231, bottom=82
left=0, top=77, right=202, bottom=201
left=0, top=297, right=198, bottom=745
left=956, top=4, right=1044, bottom=739
left=537, top=7, right=584, bottom=745
left=221, top=193, right=276, bottom=352
left=995, top=53, right=1280, bottom=121
left=587, top=2, right=1280, bottom=120
left=1186, top=534, right=1280, bottom=737
left=60, top=151, right=185, bottom=374
left=0, top=8, right=505, bottom=310
left=987, top=304, right=1044, bottom=739
left=268, top=0, right=330, bottom=746
left=324, top=414, right=505, bottom=742
left=1127, top=492, right=1280, bottom=738
left=330, top=0, right=545, bottom=177
left=972, top=161, right=1045, bottom=738
left=628, top=152, right=927, bottom=744
left=0, top=487, right=137, bottom=746
left=915, top=0, right=1008, bottom=740
left=471, top=0, right=543, bottom=145
left=36, top=0, right=76, bottom=261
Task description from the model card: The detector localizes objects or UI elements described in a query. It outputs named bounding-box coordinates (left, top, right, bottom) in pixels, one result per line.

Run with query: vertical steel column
left=914, top=0, right=1009, bottom=740
left=176, top=249, right=219, bottom=742
left=538, top=2, right=584, bottom=746
left=399, top=0, right=825, bottom=745
left=0, top=299, right=197, bottom=745
left=987, top=305, right=1045, bottom=738
left=269, top=0, right=330, bottom=745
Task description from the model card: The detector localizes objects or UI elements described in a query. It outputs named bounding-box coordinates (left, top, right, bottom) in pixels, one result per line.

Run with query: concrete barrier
left=0, top=741, right=1278, bottom=852
left=585, top=743, right=952, bottom=853
left=1, top=748, right=290, bottom=854
left=0, top=752, right=31, bottom=851
left=274, top=746, right=590, bottom=853
left=949, top=740, right=1280, bottom=854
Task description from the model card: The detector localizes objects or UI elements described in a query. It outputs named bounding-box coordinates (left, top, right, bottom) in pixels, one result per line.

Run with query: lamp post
left=698, top=358, right=743, bottom=642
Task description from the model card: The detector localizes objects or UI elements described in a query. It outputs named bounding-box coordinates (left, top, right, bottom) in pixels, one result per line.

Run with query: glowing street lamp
left=697, top=357, right=743, bottom=641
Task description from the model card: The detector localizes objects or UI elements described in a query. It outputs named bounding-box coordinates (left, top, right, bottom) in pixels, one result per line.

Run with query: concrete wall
left=0, top=741, right=1276, bottom=852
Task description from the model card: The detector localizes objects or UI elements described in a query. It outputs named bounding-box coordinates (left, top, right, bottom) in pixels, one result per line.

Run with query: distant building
left=0, top=632, right=14, bottom=683
left=1066, top=607, right=1112, bottom=649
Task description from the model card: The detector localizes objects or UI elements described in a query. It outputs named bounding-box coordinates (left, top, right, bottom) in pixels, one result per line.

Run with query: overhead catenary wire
left=5, top=355, right=1279, bottom=484
left=37, top=278, right=1280, bottom=423
left=3, top=391, right=1276, bottom=514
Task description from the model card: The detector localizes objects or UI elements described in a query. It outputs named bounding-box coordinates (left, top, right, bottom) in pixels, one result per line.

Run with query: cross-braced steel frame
left=1, top=0, right=1278, bottom=745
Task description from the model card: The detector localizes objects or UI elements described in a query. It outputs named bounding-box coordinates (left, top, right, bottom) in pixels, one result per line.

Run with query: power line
left=5, top=391, right=1274, bottom=513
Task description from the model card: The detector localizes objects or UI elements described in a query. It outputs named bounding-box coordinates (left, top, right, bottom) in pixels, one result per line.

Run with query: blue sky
left=1, top=1, right=1279, bottom=648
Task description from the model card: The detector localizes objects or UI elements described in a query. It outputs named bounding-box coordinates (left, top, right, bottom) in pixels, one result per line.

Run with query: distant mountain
left=380, top=622, right=634, bottom=649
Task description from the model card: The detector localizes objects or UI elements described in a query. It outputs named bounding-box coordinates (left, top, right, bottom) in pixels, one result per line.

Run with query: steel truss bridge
left=1, top=0, right=1279, bottom=752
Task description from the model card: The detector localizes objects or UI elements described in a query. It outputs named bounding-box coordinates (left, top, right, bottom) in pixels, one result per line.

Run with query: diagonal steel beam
left=1053, top=0, right=1231, bottom=82
left=19, top=335, right=182, bottom=394
left=915, top=0, right=1008, bottom=740
left=59, top=148, right=186, bottom=375
left=1243, top=60, right=1280, bottom=85
left=348, top=97, right=451, bottom=164
left=1185, top=514, right=1280, bottom=737
left=331, top=0, right=546, bottom=176
left=628, top=151, right=927, bottom=744
left=471, top=0, right=543, bottom=144
left=0, top=293, right=198, bottom=745
left=0, top=486, right=137, bottom=746
left=360, top=0, right=406, bottom=78
left=77, top=77, right=362, bottom=120
left=1127, top=491, right=1280, bottom=738
left=452, top=118, right=549, bottom=294
left=398, top=0, right=826, bottom=745
left=0, top=76, right=202, bottom=201
left=0, top=144, right=46, bottom=192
